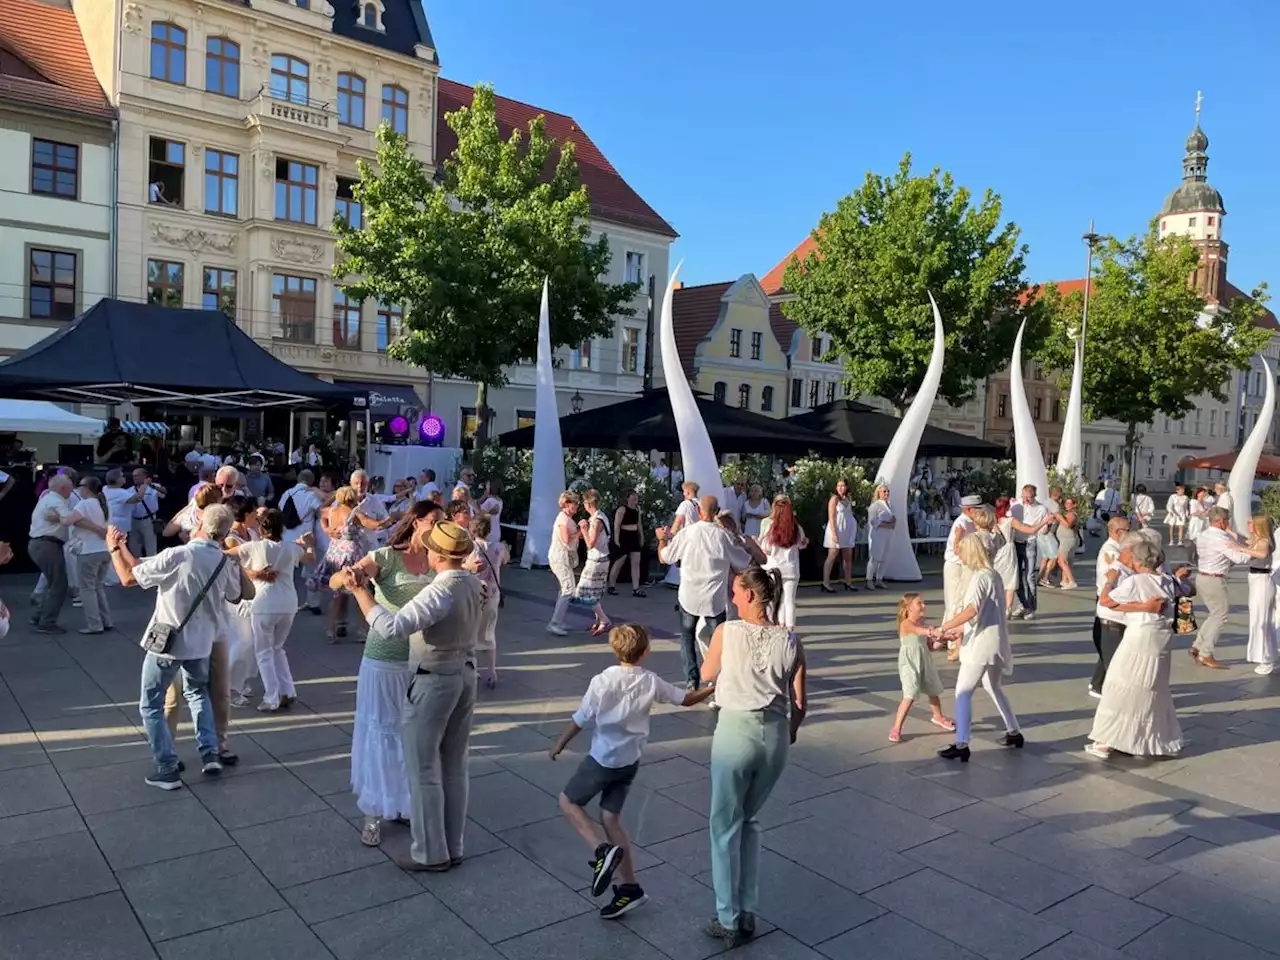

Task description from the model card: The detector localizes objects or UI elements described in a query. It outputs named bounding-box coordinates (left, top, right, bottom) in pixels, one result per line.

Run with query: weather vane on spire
left=1194, top=90, right=1203, bottom=124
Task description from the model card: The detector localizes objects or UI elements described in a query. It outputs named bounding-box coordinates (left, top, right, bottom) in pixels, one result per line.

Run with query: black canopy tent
left=332, top=380, right=421, bottom=419
left=497, top=388, right=846, bottom=455
left=786, top=399, right=1004, bottom=459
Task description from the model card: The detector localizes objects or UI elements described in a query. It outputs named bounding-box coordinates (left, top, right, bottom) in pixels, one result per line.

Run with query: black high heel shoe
left=938, top=744, right=971, bottom=762
left=999, top=731, right=1025, bottom=749
left=843, top=582, right=859, bottom=593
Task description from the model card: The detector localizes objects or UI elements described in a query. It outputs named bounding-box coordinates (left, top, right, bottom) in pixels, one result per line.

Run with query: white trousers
left=252, top=611, right=297, bottom=706
left=777, top=576, right=799, bottom=630
left=1248, top=572, right=1278, bottom=665
left=954, top=659, right=1018, bottom=745
left=943, top=562, right=963, bottom=620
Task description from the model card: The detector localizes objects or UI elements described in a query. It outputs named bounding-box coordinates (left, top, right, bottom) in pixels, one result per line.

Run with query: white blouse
left=959, top=569, right=1012, bottom=674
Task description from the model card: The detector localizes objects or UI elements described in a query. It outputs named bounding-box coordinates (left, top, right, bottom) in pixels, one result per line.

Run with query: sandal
left=888, top=728, right=902, bottom=743
left=632, top=589, right=647, bottom=598
left=607, top=586, right=619, bottom=596
left=361, top=818, right=382, bottom=847
left=931, top=716, right=956, bottom=732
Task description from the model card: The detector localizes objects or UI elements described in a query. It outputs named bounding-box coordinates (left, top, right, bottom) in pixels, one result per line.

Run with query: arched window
left=738, top=384, right=751, bottom=409
left=205, top=37, right=239, bottom=97
left=381, top=84, right=408, bottom=135
left=270, top=54, right=309, bottom=104
left=760, top=385, right=774, bottom=412
left=362, top=2, right=381, bottom=28
left=713, top=382, right=726, bottom=404
left=337, top=73, right=365, bottom=128
left=150, top=23, right=187, bottom=84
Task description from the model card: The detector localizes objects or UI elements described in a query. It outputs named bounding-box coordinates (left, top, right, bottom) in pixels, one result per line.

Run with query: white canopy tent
left=0, top=399, right=104, bottom=437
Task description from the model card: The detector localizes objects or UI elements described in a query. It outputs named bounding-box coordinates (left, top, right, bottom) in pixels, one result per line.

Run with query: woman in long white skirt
left=993, top=498, right=1020, bottom=616
left=1087, top=540, right=1183, bottom=759
left=572, top=490, right=612, bottom=636
left=224, top=497, right=260, bottom=706
left=865, top=484, right=895, bottom=589
left=338, top=502, right=438, bottom=846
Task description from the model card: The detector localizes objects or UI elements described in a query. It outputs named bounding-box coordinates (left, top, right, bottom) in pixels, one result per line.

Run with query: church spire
left=1183, top=90, right=1209, bottom=182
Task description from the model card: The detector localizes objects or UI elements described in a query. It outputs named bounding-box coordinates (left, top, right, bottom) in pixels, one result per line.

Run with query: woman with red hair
left=993, top=497, right=1019, bottom=615
left=757, top=495, right=809, bottom=630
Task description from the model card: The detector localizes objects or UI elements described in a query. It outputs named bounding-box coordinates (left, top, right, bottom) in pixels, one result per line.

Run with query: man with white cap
left=943, top=495, right=982, bottom=621
left=1009, top=484, right=1053, bottom=621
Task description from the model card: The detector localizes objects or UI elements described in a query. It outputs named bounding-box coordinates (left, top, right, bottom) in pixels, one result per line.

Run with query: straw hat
left=425, top=519, right=473, bottom=559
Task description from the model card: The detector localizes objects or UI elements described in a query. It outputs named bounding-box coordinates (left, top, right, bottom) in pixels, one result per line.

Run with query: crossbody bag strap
left=176, top=555, right=229, bottom=633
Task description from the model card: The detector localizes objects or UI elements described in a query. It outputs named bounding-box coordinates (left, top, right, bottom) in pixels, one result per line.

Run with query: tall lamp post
left=1061, top=222, right=1100, bottom=484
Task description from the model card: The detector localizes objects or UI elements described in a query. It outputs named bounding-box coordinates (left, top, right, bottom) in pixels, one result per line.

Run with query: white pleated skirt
left=350, top=657, right=413, bottom=819
left=1250, top=572, right=1278, bottom=665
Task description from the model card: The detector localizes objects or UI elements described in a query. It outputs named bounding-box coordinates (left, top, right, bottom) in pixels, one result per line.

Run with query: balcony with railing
left=248, top=87, right=337, bottom=132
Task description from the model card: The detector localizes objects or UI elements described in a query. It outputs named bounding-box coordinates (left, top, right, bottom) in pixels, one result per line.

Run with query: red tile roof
left=436, top=78, right=676, bottom=239
left=768, top=301, right=800, bottom=356
left=671, top=281, right=732, bottom=376
left=0, top=0, right=112, bottom=120
left=761, top=235, right=818, bottom=295
left=1027, top=277, right=1277, bottom=329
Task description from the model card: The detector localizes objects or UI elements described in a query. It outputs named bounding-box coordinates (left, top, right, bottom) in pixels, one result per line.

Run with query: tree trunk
left=473, top=380, right=491, bottom=453
left=1120, top=421, right=1140, bottom=505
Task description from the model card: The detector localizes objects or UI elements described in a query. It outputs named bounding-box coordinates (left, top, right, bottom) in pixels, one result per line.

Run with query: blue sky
left=426, top=1, right=1277, bottom=295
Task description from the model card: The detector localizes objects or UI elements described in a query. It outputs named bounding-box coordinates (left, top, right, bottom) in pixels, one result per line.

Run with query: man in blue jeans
left=106, top=504, right=242, bottom=789
left=1009, top=485, right=1050, bottom=621
left=655, top=495, right=751, bottom=689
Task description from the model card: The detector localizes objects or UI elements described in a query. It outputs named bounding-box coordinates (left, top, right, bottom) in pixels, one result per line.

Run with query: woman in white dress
left=572, top=489, right=612, bottom=636
left=936, top=534, right=1023, bottom=761
left=993, top=498, right=1019, bottom=616
left=1246, top=514, right=1278, bottom=676
left=546, top=490, right=582, bottom=636
left=1165, top=485, right=1190, bottom=547
left=1087, top=539, right=1184, bottom=759
left=741, top=485, right=770, bottom=538
left=864, top=484, right=895, bottom=590
left=224, top=496, right=261, bottom=706
left=821, top=478, right=858, bottom=593
left=757, top=495, right=808, bottom=630
left=1186, top=487, right=1210, bottom=564
left=478, top=479, right=504, bottom=527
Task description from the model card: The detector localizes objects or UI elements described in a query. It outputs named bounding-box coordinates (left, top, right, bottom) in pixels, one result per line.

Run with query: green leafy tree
left=1035, top=225, right=1269, bottom=499
left=780, top=153, right=1038, bottom=414
left=333, top=85, right=638, bottom=450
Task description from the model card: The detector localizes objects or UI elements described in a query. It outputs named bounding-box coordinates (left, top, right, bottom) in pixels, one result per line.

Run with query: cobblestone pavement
left=2, top=546, right=1279, bottom=959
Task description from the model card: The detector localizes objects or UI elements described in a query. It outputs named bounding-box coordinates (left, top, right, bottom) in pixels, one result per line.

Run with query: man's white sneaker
left=546, top=623, right=568, bottom=637
left=1255, top=663, right=1275, bottom=676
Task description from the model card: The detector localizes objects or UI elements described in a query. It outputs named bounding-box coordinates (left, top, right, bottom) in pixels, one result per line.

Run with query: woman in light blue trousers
left=700, top=566, right=807, bottom=947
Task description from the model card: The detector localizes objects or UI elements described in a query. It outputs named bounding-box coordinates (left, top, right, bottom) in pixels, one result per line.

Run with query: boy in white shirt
left=550, top=624, right=712, bottom=919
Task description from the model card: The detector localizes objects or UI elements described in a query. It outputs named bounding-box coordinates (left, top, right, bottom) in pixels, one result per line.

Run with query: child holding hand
left=890, top=593, right=955, bottom=743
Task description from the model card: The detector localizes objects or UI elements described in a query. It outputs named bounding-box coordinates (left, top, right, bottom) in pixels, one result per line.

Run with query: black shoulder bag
left=140, top=555, right=230, bottom=655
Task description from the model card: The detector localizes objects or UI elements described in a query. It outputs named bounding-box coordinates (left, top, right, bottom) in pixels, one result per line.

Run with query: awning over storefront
left=1177, top=450, right=1280, bottom=477
left=334, top=381, right=422, bottom=418
left=112, top=420, right=168, bottom=436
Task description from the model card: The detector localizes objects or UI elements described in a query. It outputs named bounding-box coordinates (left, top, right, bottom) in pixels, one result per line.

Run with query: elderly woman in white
left=864, top=484, right=895, bottom=590
left=936, top=534, right=1024, bottom=761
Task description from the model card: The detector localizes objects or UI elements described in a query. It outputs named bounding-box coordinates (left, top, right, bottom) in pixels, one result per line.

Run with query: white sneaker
left=546, top=623, right=568, bottom=636
left=1059, top=583, right=1079, bottom=591
left=1022, top=612, right=1035, bottom=621
left=1087, top=687, right=1102, bottom=700
left=1255, top=663, right=1275, bottom=675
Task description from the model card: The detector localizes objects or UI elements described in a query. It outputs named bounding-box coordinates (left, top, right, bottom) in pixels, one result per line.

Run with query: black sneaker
left=703, top=919, right=750, bottom=948
left=600, top=884, right=648, bottom=919
left=200, top=753, right=223, bottom=776
left=144, top=768, right=183, bottom=791
left=590, top=843, right=624, bottom=897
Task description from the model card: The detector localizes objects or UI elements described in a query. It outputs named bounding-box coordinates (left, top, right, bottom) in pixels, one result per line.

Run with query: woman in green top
left=334, top=500, right=442, bottom=847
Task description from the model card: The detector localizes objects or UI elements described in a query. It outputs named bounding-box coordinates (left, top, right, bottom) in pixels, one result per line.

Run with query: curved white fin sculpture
left=1226, top=356, right=1275, bottom=532
left=875, top=291, right=946, bottom=581
left=658, top=261, right=723, bottom=504
left=521, top=279, right=566, bottom=567
left=1010, top=320, right=1049, bottom=502
left=1058, top=327, right=1084, bottom=475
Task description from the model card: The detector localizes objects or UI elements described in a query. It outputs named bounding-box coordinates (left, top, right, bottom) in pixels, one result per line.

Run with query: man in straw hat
left=335, top=519, right=484, bottom=872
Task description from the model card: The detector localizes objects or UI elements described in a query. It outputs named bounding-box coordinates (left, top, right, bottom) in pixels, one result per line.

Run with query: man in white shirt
left=943, top=495, right=981, bottom=620
left=1192, top=506, right=1261, bottom=667
left=1009, top=485, right=1052, bottom=620
left=1213, top=482, right=1234, bottom=523
left=415, top=469, right=440, bottom=502
left=28, top=475, right=75, bottom=633
left=651, top=458, right=670, bottom=483
left=1130, top=484, right=1156, bottom=530
left=656, top=495, right=751, bottom=690
left=106, top=504, right=242, bottom=789
left=281, top=470, right=322, bottom=612
left=126, top=467, right=165, bottom=558
left=1090, top=517, right=1131, bottom=697
left=1094, top=479, right=1122, bottom=517
left=724, top=479, right=747, bottom=527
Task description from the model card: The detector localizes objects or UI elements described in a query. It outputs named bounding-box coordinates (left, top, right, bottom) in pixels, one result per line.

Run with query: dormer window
left=360, top=1, right=385, bottom=30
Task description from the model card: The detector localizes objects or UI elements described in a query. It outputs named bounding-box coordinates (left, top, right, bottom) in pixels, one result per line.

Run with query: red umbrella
left=1176, top=450, right=1280, bottom=478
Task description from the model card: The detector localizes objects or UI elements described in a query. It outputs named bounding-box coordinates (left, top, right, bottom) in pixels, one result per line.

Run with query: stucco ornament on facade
left=270, top=237, right=325, bottom=264
left=251, top=39, right=270, bottom=68
left=150, top=222, right=237, bottom=255
left=122, top=3, right=144, bottom=34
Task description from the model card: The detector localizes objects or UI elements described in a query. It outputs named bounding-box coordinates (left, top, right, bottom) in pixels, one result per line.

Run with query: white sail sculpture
left=1226, top=356, right=1275, bottom=532
left=521, top=280, right=566, bottom=567
left=658, top=261, right=722, bottom=500
left=1057, top=319, right=1085, bottom=476
left=876, top=292, right=946, bottom=581
left=1010, top=319, right=1048, bottom=501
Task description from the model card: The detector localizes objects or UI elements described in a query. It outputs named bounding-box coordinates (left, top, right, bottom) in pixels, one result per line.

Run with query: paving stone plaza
left=2, top=548, right=1279, bottom=960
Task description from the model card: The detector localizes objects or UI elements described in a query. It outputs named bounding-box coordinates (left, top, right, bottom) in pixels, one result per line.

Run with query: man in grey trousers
left=27, top=475, right=75, bottom=634
left=1191, top=506, right=1262, bottom=668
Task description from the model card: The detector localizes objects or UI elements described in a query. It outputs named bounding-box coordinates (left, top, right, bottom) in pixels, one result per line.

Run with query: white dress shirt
left=573, top=665, right=685, bottom=768
left=1095, top=538, right=1121, bottom=596
left=236, top=540, right=304, bottom=615
left=1096, top=557, right=1132, bottom=625
left=943, top=514, right=975, bottom=566
left=959, top=569, right=1013, bottom=674
left=661, top=521, right=751, bottom=617
left=1195, top=527, right=1252, bottom=575
left=69, top=497, right=109, bottom=555
left=104, top=487, right=135, bottom=530
left=415, top=481, right=441, bottom=501
left=1216, top=491, right=1234, bottom=515
left=1009, top=501, right=1047, bottom=543
left=133, top=539, right=242, bottom=660
left=29, top=490, right=72, bottom=540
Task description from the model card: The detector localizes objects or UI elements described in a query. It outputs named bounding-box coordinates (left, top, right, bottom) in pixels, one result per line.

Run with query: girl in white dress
left=468, top=513, right=507, bottom=687
left=757, top=495, right=808, bottom=630
left=822, top=478, right=858, bottom=593
left=865, top=484, right=895, bottom=589
left=546, top=491, right=582, bottom=636
left=1088, top=540, right=1184, bottom=759
left=573, top=489, right=613, bottom=636
left=1164, top=485, right=1190, bottom=546
left=741, top=485, right=770, bottom=538
left=936, top=534, right=1023, bottom=761
left=993, top=498, right=1019, bottom=616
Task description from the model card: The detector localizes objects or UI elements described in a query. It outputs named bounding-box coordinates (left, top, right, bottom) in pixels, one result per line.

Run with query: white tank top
left=714, top=620, right=797, bottom=715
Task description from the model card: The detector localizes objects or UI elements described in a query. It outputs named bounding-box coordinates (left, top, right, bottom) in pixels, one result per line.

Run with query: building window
left=150, top=23, right=186, bottom=84
left=205, top=37, right=239, bottom=96
left=1163, top=415, right=1171, bottom=433
left=28, top=249, right=77, bottom=320
left=270, top=54, right=309, bottom=104
left=1208, top=216, right=1215, bottom=226
left=333, top=289, right=361, bottom=348
left=337, top=74, right=365, bottom=128
left=1050, top=398, right=1060, bottom=422
left=148, top=137, right=184, bottom=206
left=381, top=85, right=408, bottom=135
left=274, top=158, right=318, bottom=224
left=571, top=340, right=592, bottom=370
left=1160, top=454, right=1167, bottom=479
left=201, top=267, right=236, bottom=318
left=750, top=331, right=763, bottom=361
left=621, top=327, right=640, bottom=373
left=1033, top=397, right=1043, bottom=420
left=728, top=328, right=742, bottom=358
left=335, top=177, right=362, bottom=229
left=842, top=381, right=851, bottom=398
left=1082, top=442, right=1091, bottom=475
left=516, top=409, right=535, bottom=429
left=1194, top=408, right=1202, bottom=434
left=808, top=380, right=819, bottom=407
left=624, top=251, right=645, bottom=285
left=362, top=2, right=381, bottom=28
left=738, top=384, right=751, bottom=409
left=812, top=336, right=823, bottom=359
left=1209, top=409, right=1217, bottom=436
left=271, top=273, right=317, bottom=342
left=713, top=382, right=726, bottom=404
left=997, top=394, right=1007, bottom=418
left=1188, top=216, right=1197, bottom=227
left=761, top=386, right=774, bottom=412
left=30, top=139, right=79, bottom=199
left=147, top=259, right=184, bottom=307
left=204, top=149, right=238, bottom=216
left=825, top=381, right=836, bottom=404
left=376, top=302, right=402, bottom=351
left=1179, top=417, right=1186, bottom=434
